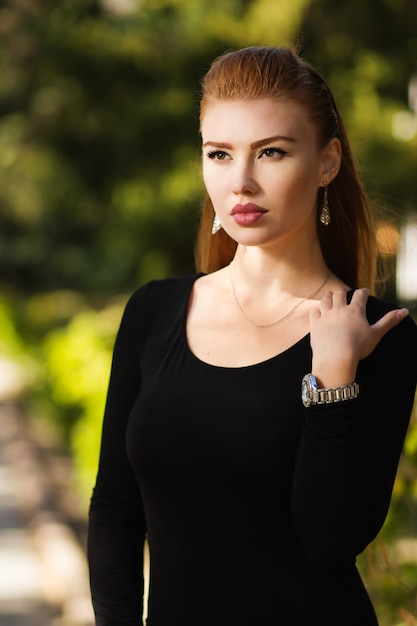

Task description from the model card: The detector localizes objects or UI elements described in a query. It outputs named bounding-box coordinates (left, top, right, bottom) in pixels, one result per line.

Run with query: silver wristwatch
left=301, top=373, right=359, bottom=407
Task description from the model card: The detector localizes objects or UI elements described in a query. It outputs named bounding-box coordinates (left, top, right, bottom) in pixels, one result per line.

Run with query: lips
left=231, top=203, right=267, bottom=226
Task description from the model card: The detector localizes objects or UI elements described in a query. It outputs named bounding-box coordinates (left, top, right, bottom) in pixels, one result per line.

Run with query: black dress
left=88, top=274, right=417, bottom=625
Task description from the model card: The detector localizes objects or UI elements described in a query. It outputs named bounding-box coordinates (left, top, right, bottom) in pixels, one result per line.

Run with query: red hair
left=195, top=46, right=378, bottom=293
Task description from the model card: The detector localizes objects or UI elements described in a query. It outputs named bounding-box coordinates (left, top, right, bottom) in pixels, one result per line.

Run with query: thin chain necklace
left=228, top=264, right=330, bottom=328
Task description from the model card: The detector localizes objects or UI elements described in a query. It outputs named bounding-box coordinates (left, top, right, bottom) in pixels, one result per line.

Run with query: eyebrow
left=202, top=135, right=296, bottom=149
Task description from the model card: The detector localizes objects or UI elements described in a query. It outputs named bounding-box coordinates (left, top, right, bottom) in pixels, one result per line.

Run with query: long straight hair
left=195, top=46, right=378, bottom=293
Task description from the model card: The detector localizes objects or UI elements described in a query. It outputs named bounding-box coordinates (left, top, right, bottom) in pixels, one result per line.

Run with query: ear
left=319, top=137, right=342, bottom=184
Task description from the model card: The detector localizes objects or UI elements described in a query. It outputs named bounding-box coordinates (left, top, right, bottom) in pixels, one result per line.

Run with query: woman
left=88, top=46, right=417, bottom=625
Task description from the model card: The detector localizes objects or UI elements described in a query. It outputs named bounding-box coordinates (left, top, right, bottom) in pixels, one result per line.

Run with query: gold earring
left=320, top=181, right=331, bottom=226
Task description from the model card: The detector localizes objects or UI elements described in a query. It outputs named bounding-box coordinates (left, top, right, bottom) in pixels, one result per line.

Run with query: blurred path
left=0, top=400, right=94, bottom=626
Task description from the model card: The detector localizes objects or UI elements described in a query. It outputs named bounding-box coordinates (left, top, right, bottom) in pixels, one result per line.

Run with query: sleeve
left=87, top=288, right=148, bottom=625
left=291, top=312, right=417, bottom=568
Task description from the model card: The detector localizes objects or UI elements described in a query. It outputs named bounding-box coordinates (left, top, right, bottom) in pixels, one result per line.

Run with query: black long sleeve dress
left=88, top=273, right=417, bottom=626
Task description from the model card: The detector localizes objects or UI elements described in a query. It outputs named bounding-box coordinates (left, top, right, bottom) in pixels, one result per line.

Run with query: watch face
left=301, top=377, right=310, bottom=407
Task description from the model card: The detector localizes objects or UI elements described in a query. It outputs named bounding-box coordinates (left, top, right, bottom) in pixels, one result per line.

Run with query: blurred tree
left=1, top=0, right=415, bottom=296
left=0, top=0, right=309, bottom=295
left=300, top=0, right=417, bottom=212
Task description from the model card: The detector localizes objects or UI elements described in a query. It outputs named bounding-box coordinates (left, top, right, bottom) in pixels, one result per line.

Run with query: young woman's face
left=201, top=98, right=337, bottom=249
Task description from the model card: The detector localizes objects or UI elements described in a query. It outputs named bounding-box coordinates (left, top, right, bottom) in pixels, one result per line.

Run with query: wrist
left=311, top=361, right=357, bottom=389
left=301, top=373, right=359, bottom=407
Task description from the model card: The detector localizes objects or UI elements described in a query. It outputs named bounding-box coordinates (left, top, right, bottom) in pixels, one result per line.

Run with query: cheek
left=203, top=167, right=225, bottom=201
left=291, top=169, right=320, bottom=198
left=202, top=165, right=215, bottom=193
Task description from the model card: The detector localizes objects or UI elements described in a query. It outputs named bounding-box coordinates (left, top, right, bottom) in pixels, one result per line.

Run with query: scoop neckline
left=182, top=273, right=311, bottom=371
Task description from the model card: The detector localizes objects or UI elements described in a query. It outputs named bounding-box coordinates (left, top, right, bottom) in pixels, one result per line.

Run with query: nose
left=231, top=162, right=259, bottom=195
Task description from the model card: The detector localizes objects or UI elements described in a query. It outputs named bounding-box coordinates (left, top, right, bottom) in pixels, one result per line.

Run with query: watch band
left=301, top=373, right=359, bottom=407
left=312, top=382, right=360, bottom=404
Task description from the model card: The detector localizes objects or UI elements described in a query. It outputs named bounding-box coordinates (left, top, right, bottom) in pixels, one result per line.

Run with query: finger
left=331, top=288, right=348, bottom=307
left=309, top=303, right=321, bottom=321
left=350, top=287, right=370, bottom=308
left=320, top=290, right=333, bottom=310
left=371, top=307, right=409, bottom=339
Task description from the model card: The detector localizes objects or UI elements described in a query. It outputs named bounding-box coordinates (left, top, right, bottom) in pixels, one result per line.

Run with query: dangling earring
left=320, top=181, right=331, bottom=226
left=212, top=214, right=222, bottom=235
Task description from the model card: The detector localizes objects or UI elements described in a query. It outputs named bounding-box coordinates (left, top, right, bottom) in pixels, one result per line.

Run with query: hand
left=309, top=288, right=409, bottom=388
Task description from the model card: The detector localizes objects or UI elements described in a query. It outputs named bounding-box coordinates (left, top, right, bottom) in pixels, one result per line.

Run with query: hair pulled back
left=195, top=46, right=377, bottom=292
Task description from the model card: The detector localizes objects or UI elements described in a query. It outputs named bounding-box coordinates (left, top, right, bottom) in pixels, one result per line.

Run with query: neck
left=231, top=245, right=329, bottom=298
left=228, top=262, right=331, bottom=328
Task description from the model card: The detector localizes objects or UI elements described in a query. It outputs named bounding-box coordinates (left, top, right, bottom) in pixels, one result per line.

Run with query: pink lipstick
left=231, top=203, right=267, bottom=226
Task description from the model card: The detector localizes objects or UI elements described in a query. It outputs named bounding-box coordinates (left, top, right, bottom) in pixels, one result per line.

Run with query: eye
left=259, top=147, right=288, bottom=159
left=207, top=150, right=230, bottom=160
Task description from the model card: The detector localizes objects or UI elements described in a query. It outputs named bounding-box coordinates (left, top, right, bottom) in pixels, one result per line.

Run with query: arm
left=88, top=289, right=147, bottom=625
left=292, top=290, right=417, bottom=566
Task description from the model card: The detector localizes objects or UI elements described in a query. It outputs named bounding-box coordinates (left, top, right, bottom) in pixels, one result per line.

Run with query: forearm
left=88, top=491, right=146, bottom=625
left=293, top=317, right=417, bottom=566
left=291, top=401, right=360, bottom=566
left=87, top=288, right=148, bottom=624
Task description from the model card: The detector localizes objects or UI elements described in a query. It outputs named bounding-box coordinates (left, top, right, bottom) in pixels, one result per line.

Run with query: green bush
left=40, top=299, right=125, bottom=500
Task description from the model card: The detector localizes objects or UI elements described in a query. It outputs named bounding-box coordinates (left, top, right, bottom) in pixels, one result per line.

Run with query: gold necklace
left=228, top=264, right=330, bottom=328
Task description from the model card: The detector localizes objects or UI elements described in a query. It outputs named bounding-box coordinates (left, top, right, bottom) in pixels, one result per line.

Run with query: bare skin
left=309, top=287, right=408, bottom=387
left=187, top=98, right=409, bottom=386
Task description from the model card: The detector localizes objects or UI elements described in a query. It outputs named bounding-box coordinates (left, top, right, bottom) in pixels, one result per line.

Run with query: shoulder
left=366, top=292, right=417, bottom=338
left=126, top=273, right=203, bottom=308
left=365, top=292, right=408, bottom=319
left=346, top=289, right=417, bottom=335
left=366, top=294, right=417, bottom=336
left=364, top=293, right=417, bottom=377
left=114, top=273, right=203, bottom=347
left=121, top=273, right=204, bottom=328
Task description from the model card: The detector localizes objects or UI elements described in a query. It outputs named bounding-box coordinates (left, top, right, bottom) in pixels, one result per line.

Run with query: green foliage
left=3, top=0, right=415, bottom=295
left=0, top=296, right=23, bottom=355
left=0, top=0, right=315, bottom=294
left=300, top=0, right=417, bottom=210
left=0, top=296, right=39, bottom=396
left=35, top=298, right=124, bottom=498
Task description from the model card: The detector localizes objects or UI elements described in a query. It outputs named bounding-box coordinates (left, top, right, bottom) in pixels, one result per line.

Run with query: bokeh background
left=0, top=1, right=417, bottom=625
